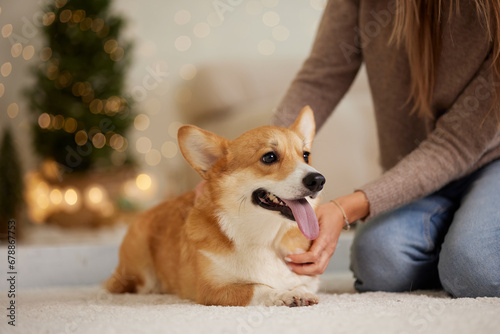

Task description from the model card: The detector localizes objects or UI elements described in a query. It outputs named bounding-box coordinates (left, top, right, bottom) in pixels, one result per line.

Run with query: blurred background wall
left=0, top=0, right=380, bottom=236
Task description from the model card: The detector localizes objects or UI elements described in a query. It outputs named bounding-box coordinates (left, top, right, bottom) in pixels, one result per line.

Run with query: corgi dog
left=106, top=106, right=326, bottom=307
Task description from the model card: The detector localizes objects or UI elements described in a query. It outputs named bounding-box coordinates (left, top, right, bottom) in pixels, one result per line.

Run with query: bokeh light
left=193, top=22, right=210, bottom=38
left=258, top=40, right=275, bottom=55
left=134, top=114, right=150, bottom=131
left=7, top=103, right=19, bottom=119
left=1, top=62, right=12, bottom=77
left=75, top=130, right=88, bottom=145
left=179, top=64, right=197, bottom=80
left=174, top=10, right=191, bottom=25
left=273, top=25, right=290, bottom=41
left=0, top=83, right=4, bottom=98
left=92, top=133, right=106, bottom=148
left=38, top=113, right=51, bottom=129
left=136, top=173, right=152, bottom=191
left=145, top=149, right=162, bottom=166
left=1, top=24, right=12, bottom=38
left=11, top=43, right=22, bottom=58
left=136, top=136, right=152, bottom=153
left=23, top=45, right=35, bottom=60
left=64, top=188, right=78, bottom=206
left=64, top=117, right=77, bottom=133
left=175, top=36, right=192, bottom=52
left=262, top=11, right=280, bottom=27
left=161, top=141, right=178, bottom=158
left=49, top=189, right=63, bottom=205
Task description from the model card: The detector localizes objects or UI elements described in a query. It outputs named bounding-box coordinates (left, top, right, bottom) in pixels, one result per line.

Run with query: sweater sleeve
left=272, top=0, right=362, bottom=129
left=359, top=51, right=500, bottom=220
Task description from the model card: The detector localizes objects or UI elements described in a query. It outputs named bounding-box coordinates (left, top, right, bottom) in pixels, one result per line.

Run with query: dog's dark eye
left=261, top=152, right=278, bottom=165
left=303, top=151, right=310, bottom=164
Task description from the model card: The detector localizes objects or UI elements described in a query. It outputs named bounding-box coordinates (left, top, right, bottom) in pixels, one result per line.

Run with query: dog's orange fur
left=106, top=107, right=320, bottom=306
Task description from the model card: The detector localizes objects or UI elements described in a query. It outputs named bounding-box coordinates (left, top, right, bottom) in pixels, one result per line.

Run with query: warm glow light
left=7, top=103, right=19, bottom=119
left=1, top=24, right=12, bottom=38
left=23, top=45, right=35, bottom=60
left=37, top=194, right=50, bottom=209
left=75, top=130, right=88, bottom=145
left=38, top=113, right=51, bottom=129
left=0, top=83, right=4, bottom=98
left=1, top=62, right=12, bottom=77
left=136, top=174, right=152, bottom=191
left=110, top=47, right=124, bottom=61
left=134, top=114, right=150, bottom=131
left=59, top=9, right=72, bottom=23
left=104, top=39, right=118, bottom=54
left=91, top=18, right=104, bottom=32
left=175, top=36, right=191, bottom=52
left=72, top=10, right=85, bottom=23
left=87, top=186, right=103, bottom=204
left=49, top=189, right=63, bottom=205
left=64, top=117, right=77, bottom=133
left=136, top=136, right=152, bottom=153
left=92, top=133, right=106, bottom=148
left=64, top=188, right=78, bottom=205
left=52, top=115, right=64, bottom=130
left=43, top=12, right=56, bottom=26
left=89, top=99, right=103, bottom=113
left=109, top=133, right=124, bottom=150
left=11, top=43, right=22, bottom=58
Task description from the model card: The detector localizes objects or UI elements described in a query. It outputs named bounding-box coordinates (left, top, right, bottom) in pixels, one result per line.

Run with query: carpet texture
left=2, top=274, right=499, bottom=334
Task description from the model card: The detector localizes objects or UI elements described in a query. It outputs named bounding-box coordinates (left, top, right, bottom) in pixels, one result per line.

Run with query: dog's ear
left=177, top=125, right=228, bottom=179
left=290, top=105, right=316, bottom=148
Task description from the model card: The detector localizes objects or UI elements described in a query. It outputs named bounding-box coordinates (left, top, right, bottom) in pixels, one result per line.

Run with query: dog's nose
left=303, top=173, right=326, bottom=192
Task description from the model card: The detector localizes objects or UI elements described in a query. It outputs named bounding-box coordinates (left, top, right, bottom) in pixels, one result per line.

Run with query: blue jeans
left=350, top=159, right=500, bottom=297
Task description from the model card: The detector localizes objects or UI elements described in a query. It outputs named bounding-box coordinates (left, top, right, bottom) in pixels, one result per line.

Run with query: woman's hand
left=285, top=191, right=370, bottom=276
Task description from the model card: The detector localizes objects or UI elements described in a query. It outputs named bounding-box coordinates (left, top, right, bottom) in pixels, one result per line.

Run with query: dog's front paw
left=271, top=290, right=319, bottom=307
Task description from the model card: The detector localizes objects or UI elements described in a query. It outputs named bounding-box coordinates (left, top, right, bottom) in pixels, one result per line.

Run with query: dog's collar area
left=251, top=189, right=295, bottom=221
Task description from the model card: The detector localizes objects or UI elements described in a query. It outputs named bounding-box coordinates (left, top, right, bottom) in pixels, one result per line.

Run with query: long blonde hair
left=390, top=0, right=500, bottom=119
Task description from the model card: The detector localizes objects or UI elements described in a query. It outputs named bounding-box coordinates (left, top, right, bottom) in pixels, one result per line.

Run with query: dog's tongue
left=282, top=198, right=319, bottom=240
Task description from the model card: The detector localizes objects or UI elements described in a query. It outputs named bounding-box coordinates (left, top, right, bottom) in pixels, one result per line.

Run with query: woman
left=274, top=0, right=500, bottom=297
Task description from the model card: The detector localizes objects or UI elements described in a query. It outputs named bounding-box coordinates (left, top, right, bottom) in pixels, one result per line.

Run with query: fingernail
left=284, top=257, right=292, bottom=262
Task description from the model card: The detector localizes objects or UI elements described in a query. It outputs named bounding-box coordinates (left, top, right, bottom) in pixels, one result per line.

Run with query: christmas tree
left=0, top=129, right=24, bottom=239
left=27, top=0, right=134, bottom=173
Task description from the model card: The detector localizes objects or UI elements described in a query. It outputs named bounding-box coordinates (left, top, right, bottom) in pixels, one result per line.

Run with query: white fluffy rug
left=3, top=274, right=499, bottom=334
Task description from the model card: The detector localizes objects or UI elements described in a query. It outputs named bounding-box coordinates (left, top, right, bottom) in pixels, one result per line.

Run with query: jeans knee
left=351, top=227, right=437, bottom=292
left=439, top=241, right=500, bottom=298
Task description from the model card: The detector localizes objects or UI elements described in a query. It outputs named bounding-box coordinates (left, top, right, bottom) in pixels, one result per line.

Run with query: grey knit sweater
left=273, top=0, right=500, bottom=220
